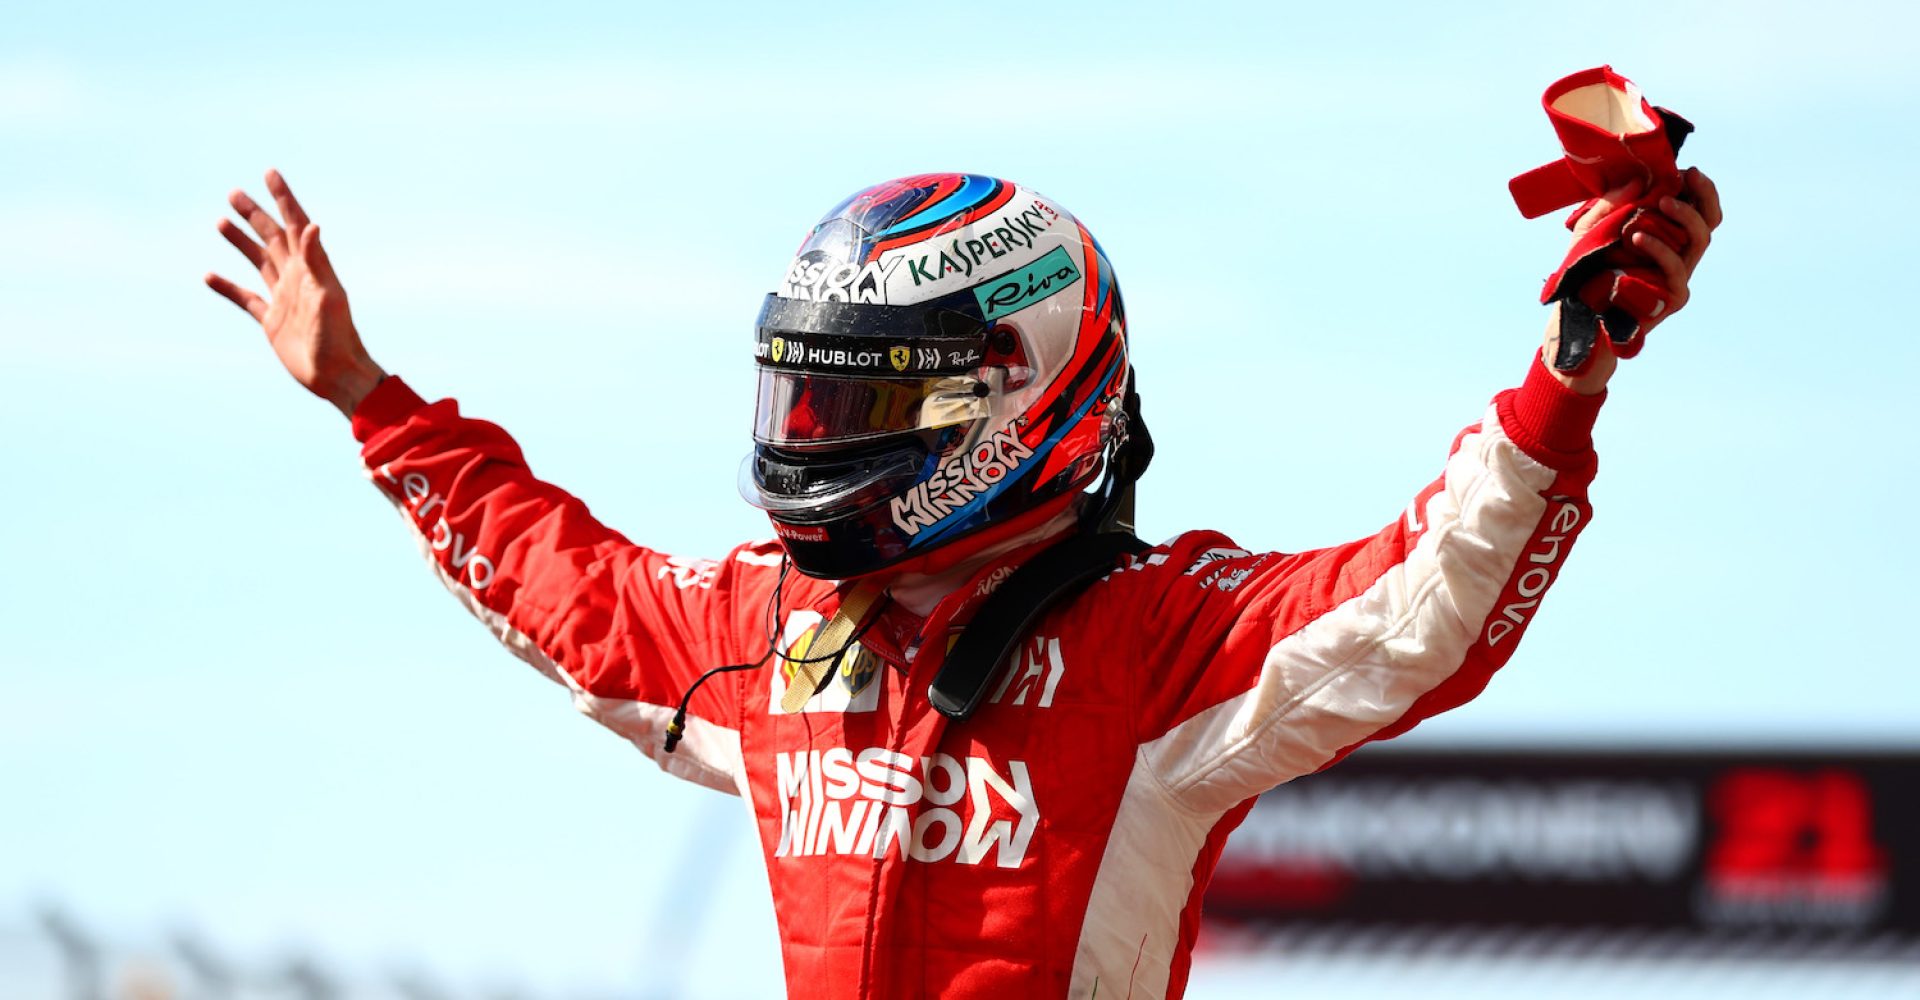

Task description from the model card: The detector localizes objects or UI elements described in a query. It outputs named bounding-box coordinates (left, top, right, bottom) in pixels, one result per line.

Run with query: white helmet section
left=775, top=186, right=1089, bottom=410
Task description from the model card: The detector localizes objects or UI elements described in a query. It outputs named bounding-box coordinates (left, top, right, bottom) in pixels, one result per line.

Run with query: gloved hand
left=1510, top=66, right=1695, bottom=373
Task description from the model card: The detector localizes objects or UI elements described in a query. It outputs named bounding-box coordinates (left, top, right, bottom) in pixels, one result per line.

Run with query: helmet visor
left=750, top=369, right=1011, bottom=450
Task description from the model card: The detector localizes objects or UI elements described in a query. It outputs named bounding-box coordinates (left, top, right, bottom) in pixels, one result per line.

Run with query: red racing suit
left=351, top=353, right=1604, bottom=999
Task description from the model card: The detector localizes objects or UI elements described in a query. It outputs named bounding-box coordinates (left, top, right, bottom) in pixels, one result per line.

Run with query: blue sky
left=3, top=1, right=1917, bottom=996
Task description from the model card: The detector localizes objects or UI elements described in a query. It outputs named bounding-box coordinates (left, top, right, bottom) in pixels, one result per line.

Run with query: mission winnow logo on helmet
left=889, top=426, right=1035, bottom=535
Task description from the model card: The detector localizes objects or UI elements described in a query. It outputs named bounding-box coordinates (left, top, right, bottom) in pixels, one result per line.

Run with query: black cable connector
left=663, top=659, right=763, bottom=754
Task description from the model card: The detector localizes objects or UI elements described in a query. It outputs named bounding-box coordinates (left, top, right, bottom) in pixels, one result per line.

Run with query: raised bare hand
left=206, top=170, right=386, bottom=416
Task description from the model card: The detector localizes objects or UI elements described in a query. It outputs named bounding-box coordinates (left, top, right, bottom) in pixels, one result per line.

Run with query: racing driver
left=206, top=164, right=1720, bottom=997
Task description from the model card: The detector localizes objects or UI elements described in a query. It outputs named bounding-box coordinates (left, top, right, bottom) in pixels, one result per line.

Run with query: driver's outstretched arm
left=352, top=379, right=780, bottom=793
left=208, top=171, right=774, bottom=793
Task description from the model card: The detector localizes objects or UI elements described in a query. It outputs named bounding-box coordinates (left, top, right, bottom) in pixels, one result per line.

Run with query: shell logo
left=782, top=622, right=821, bottom=682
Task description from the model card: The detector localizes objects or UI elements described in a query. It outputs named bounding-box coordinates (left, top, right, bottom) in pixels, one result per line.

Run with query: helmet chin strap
left=1087, top=374, right=1154, bottom=536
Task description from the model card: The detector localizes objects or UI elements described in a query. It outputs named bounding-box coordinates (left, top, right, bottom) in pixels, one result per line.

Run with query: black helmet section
left=754, top=294, right=991, bottom=378
left=763, top=489, right=919, bottom=581
left=744, top=433, right=968, bottom=580
left=741, top=437, right=929, bottom=525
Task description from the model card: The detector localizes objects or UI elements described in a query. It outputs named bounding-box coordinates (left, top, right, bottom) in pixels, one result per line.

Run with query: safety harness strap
left=928, top=529, right=1147, bottom=720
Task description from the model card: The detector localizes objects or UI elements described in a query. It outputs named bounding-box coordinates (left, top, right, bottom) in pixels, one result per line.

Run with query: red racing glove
left=1510, top=66, right=1695, bottom=373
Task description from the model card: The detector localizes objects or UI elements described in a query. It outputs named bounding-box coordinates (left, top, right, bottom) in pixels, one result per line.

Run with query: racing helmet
left=739, top=174, right=1134, bottom=579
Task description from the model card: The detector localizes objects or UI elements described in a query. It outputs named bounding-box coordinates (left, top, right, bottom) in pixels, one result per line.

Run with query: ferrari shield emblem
left=771, top=337, right=786, bottom=363
left=890, top=346, right=911, bottom=372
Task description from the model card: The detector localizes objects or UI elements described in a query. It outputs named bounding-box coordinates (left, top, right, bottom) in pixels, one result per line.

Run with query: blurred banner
left=1206, top=748, right=1920, bottom=940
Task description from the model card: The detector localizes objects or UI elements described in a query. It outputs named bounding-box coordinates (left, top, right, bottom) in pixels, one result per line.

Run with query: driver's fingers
left=205, top=272, right=268, bottom=322
left=1632, top=230, right=1690, bottom=301
left=1685, top=167, right=1723, bottom=230
left=229, top=189, right=288, bottom=258
left=217, top=218, right=278, bottom=284
left=1574, top=179, right=1644, bottom=234
left=1658, top=195, right=1712, bottom=269
left=265, top=168, right=311, bottom=231
left=299, top=225, right=339, bottom=286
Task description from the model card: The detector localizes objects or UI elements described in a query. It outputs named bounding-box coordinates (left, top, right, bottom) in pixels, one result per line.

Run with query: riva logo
left=773, top=749, right=1038, bottom=869
left=974, top=245, right=1081, bottom=322
left=1486, top=500, right=1582, bottom=646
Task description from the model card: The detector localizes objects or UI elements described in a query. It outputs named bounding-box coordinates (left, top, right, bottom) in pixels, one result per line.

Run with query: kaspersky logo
left=773, top=748, right=1038, bottom=869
